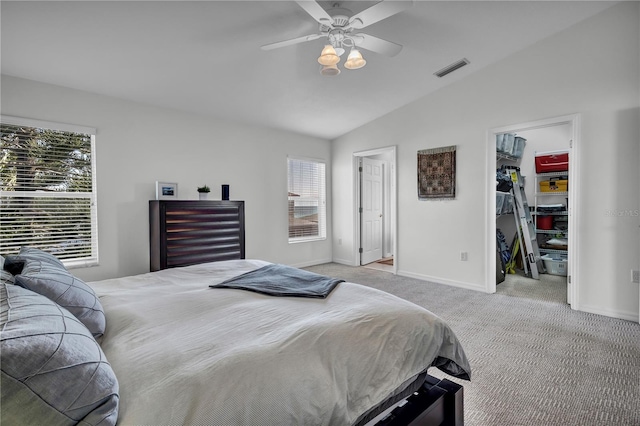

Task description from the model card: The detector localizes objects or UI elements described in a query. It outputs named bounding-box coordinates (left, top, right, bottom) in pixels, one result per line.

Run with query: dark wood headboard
left=149, top=200, right=245, bottom=272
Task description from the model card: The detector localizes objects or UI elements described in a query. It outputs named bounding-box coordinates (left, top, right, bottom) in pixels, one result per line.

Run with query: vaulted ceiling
left=1, top=1, right=616, bottom=139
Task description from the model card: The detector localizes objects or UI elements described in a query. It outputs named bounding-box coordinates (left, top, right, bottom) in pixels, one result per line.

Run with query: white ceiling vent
left=434, top=58, right=470, bottom=78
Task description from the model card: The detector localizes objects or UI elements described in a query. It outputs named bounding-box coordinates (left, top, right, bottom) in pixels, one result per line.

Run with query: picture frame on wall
left=156, top=181, right=178, bottom=200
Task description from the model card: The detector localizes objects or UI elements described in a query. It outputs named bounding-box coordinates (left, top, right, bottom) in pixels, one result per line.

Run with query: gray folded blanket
left=209, top=263, right=343, bottom=298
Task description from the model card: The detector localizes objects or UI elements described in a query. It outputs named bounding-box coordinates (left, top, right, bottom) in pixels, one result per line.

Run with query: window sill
left=64, top=258, right=99, bottom=270
left=288, top=237, right=326, bottom=244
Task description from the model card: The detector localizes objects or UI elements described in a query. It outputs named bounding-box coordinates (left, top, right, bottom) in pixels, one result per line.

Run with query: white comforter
left=91, top=260, right=470, bottom=426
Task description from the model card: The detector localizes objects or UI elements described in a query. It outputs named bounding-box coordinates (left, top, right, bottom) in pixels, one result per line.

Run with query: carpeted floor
left=497, top=270, right=568, bottom=304
left=304, top=263, right=640, bottom=426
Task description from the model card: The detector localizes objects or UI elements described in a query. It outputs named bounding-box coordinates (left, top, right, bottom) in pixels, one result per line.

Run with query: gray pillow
left=0, top=254, right=12, bottom=284
left=14, top=257, right=106, bottom=339
left=0, top=283, right=119, bottom=425
left=18, top=246, right=66, bottom=269
left=0, top=269, right=14, bottom=285
left=4, top=245, right=68, bottom=275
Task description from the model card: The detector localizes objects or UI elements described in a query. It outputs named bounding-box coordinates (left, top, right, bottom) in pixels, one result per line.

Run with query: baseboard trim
left=397, top=269, right=485, bottom=292
left=332, top=258, right=356, bottom=266
left=578, top=304, right=639, bottom=323
left=291, top=258, right=334, bottom=269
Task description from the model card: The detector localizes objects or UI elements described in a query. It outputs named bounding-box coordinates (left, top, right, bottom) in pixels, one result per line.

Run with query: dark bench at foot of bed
left=375, top=375, right=464, bottom=426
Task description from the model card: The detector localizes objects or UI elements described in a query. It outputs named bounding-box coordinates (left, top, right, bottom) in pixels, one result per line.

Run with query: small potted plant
left=197, top=185, right=210, bottom=200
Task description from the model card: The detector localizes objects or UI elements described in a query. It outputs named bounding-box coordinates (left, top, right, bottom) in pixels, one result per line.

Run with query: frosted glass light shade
left=320, top=64, right=341, bottom=76
left=344, top=48, right=366, bottom=70
left=318, top=45, right=340, bottom=66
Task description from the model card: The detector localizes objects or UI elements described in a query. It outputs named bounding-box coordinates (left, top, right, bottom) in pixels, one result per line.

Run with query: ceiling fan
left=261, top=0, right=414, bottom=75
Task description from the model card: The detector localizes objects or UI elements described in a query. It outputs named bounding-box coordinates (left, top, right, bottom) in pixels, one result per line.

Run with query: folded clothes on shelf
left=546, top=238, right=568, bottom=246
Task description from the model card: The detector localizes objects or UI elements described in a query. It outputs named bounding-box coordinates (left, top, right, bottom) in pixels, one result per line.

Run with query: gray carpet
left=304, top=263, right=640, bottom=426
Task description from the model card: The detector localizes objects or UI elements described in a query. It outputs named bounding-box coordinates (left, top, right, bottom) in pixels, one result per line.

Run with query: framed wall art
left=417, top=145, right=456, bottom=200
left=156, top=181, right=178, bottom=200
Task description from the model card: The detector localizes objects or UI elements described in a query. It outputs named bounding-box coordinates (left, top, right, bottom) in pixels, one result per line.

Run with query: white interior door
left=361, top=157, right=384, bottom=265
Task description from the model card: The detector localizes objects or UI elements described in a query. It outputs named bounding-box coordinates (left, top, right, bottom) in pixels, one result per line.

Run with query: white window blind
left=287, top=157, right=326, bottom=242
left=0, top=116, right=98, bottom=267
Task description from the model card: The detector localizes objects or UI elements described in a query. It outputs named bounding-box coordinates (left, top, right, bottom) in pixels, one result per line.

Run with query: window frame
left=0, top=115, right=99, bottom=268
left=287, top=156, right=327, bottom=244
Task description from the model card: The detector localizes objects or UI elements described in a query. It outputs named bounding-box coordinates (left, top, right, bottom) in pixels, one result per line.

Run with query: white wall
left=331, top=2, right=640, bottom=321
left=1, top=76, right=333, bottom=281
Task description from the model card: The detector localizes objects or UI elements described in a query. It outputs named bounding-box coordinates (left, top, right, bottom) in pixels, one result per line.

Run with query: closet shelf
left=534, top=167, right=570, bottom=277
left=535, top=191, right=568, bottom=196
left=497, top=152, right=519, bottom=162
left=532, top=211, right=569, bottom=216
left=540, top=247, right=568, bottom=254
left=536, top=229, right=568, bottom=234
left=536, top=171, right=568, bottom=178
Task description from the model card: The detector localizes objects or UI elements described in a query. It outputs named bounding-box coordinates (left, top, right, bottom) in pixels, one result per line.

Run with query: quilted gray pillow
left=0, top=269, right=14, bottom=285
left=18, top=246, right=67, bottom=269
left=0, top=255, right=14, bottom=285
left=0, top=283, right=119, bottom=425
left=14, top=257, right=106, bottom=339
left=4, top=246, right=69, bottom=276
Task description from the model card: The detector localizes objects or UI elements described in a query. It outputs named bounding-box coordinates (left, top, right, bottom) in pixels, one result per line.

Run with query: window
left=0, top=116, right=98, bottom=267
left=288, top=157, right=326, bottom=242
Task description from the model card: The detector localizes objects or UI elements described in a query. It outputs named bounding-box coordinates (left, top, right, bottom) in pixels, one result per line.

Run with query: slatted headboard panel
left=149, top=200, right=245, bottom=271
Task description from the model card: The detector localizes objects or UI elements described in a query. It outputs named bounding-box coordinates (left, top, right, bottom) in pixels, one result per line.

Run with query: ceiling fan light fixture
left=263, top=0, right=413, bottom=75
left=320, top=64, right=341, bottom=76
left=318, top=45, right=340, bottom=66
left=344, top=48, right=366, bottom=70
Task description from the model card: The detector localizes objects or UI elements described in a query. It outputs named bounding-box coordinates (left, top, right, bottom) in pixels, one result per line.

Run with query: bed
left=94, top=259, right=470, bottom=425
left=1, top=201, right=471, bottom=425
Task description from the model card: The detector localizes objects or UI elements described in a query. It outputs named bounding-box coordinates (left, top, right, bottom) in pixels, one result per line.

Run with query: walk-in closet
left=495, top=123, right=572, bottom=304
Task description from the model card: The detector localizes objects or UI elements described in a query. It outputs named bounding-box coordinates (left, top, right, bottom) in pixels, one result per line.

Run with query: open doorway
left=353, top=147, right=397, bottom=274
left=487, top=114, right=580, bottom=308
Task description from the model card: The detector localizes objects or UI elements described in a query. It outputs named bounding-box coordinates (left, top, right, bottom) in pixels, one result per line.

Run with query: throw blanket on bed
left=210, top=263, right=343, bottom=298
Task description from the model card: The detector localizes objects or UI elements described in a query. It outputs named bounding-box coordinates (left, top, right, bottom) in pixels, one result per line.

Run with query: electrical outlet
left=460, top=251, right=468, bottom=261
left=632, top=270, right=639, bottom=284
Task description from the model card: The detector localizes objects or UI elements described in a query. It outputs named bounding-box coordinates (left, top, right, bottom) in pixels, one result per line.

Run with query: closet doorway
left=486, top=114, right=580, bottom=308
left=353, top=147, right=397, bottom=274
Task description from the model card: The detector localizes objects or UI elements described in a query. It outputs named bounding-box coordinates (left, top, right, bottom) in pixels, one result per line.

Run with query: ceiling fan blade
left=295, top=1, right=334, bottom=27
left=348, top=0, right=414, bottom=30
left=354, top=33, right=403, bottom=57
left=260, top=33, right=324, bottom=51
